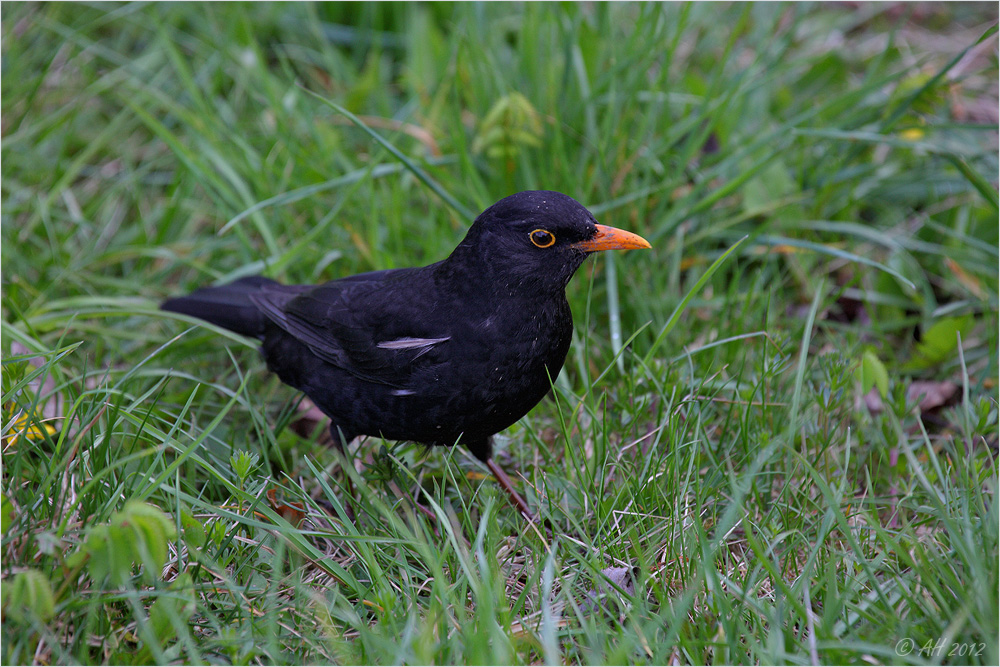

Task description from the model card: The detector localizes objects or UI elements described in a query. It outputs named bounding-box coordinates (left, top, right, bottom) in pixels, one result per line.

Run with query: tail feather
left=161, top=276, right=279, bottom=338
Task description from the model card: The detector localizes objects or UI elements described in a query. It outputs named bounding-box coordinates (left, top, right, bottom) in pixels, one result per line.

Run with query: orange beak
left=572, top=224, right=651, bottom=252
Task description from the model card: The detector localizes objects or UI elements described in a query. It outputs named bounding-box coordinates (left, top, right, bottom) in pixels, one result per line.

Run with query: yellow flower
left=4, top=410, right=57, bottom=447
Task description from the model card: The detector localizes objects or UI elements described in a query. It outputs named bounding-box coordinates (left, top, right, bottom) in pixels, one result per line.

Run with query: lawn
left=2, top=2, right=998, bottom=664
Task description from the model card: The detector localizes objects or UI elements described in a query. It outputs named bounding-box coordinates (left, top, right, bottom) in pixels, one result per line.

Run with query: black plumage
left=162, top=190, right=650, bottom=519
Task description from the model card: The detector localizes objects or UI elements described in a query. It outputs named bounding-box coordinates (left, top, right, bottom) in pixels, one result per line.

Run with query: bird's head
left=452, top=190, right=650, bottom=293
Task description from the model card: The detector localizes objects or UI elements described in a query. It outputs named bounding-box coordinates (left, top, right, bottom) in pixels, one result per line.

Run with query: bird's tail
left=161, top=276, right=278, bottom=338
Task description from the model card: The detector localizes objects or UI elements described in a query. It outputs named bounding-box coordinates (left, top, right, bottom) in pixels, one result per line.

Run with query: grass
left=2, top=2, right=998, bottom=664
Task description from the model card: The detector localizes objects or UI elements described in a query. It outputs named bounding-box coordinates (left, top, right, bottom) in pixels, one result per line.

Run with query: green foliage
left=1, top=494, right=13, bottom=533
left=856, top=348, right=889, bottom=398
left=143, top=573, right=196, bottom=661
left=2, top=569, right=56, bottom=623
left=472, top=92, right=544, bottom=160
left=76, top=501, right=177, bottom=587
left=907, top=315, right=976, bottom=371
left=230, top=449, right=261, bottom=484
left=2, top=2, right=997, bottom=664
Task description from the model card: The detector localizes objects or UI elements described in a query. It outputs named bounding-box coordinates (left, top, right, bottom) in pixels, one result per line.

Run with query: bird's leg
left=468, top=436, right=537, bottom=522
left=485, top=458, right=536, bottom=522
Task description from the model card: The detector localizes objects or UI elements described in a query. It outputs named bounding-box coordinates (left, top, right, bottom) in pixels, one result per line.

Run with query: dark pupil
left=533, top=231, right=551, bottom=245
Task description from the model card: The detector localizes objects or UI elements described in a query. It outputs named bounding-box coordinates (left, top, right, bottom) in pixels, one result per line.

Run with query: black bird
left=161, top=190, right=650, bottom=519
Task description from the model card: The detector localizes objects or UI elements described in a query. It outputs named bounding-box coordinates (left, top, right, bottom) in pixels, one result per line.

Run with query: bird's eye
left=529, top=229, right=556, bottom=248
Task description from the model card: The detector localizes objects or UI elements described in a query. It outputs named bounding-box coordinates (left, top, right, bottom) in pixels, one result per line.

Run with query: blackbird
left=161, top=190, right=650, bottom=519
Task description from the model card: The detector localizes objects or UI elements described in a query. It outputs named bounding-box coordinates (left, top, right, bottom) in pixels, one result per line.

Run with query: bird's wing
left=250, top=269, right=449, bottom=387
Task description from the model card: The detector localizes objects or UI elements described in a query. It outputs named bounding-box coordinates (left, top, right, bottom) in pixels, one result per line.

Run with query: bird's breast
left=364, top=291, right=575, bottom=445
left=453, top=295, right=573, bottom=402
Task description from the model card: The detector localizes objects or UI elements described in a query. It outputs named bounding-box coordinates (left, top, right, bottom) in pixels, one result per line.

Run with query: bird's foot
left=485, top=458, right=538, bottom=524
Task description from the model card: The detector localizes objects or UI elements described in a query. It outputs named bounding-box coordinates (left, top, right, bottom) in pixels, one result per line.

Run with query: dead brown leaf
left=266, top=488, right=307, bottom=526
left=907, top=380, right=959, bottom=412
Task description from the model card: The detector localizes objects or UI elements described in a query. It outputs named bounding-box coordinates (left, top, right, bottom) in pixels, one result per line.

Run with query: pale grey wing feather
left=249, top=273, right=449, bottom=387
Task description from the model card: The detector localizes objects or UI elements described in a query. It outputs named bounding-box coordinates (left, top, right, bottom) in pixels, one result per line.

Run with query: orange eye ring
left=529, top=229, right=556, bottom=248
